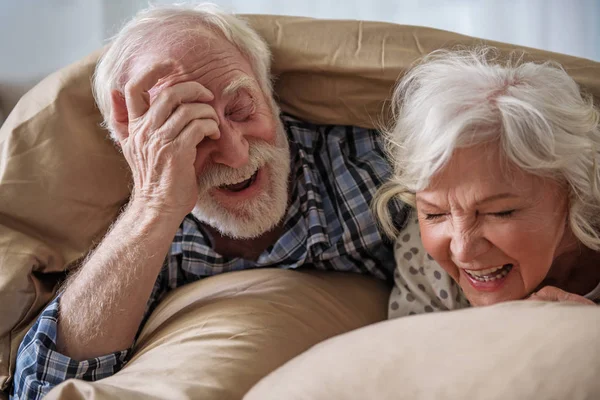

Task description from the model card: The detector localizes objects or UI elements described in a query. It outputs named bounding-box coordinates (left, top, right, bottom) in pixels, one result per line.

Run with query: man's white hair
left=93, top=3, right=277, bottom=140
left=374, top=46, right=600, bottom=250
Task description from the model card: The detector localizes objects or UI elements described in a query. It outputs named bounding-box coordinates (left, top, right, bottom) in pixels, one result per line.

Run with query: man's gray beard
left=191, top=126, right=290, bottom=239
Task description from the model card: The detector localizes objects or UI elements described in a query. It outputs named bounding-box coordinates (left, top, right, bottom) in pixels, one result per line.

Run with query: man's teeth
left=227, top=171, right=256, bottom=186
left=218, top=170, right=259, bottom=191
left=465, top=264, right=513, bottom=282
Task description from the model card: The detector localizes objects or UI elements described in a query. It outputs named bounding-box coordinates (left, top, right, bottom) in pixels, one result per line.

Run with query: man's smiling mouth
left=219, top=170, right=259, bottom=192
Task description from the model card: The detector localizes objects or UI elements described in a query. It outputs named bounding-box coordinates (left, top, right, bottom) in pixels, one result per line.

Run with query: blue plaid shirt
left=11, top=115, right=407, bottom=399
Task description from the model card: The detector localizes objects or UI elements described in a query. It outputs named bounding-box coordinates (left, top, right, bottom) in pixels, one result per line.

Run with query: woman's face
left=416, top=143, right=572, bottom=306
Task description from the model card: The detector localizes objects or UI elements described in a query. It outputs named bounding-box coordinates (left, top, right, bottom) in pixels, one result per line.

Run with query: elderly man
left=12, top=4, right=404, bottom=399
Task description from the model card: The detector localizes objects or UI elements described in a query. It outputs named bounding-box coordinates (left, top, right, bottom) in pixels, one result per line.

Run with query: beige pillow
left=2, top=14, right=600, bottom=390
left=43, top=269, right=389, bottom=400
left=245, top=301, right=600, bottom=400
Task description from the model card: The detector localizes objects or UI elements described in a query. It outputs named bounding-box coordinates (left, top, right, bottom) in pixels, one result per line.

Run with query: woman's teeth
left=465, top=264, right=513, bottom=282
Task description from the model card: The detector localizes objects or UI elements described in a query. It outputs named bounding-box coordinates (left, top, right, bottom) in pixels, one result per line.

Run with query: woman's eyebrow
left=416, top=193, right=518, bottom=208
left=415, top=196, right=442, bottom=208
left=474, top=193, right=519, bottom=206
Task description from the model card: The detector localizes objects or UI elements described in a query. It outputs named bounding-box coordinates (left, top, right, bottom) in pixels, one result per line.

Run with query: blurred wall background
left=1, top=0, right=599, bottom=121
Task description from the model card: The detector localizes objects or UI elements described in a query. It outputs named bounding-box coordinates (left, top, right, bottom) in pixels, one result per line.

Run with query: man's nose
left=210, top=123, right=250, bottom=168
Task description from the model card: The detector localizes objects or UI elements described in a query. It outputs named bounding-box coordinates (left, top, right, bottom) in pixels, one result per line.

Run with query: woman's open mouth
left=465, top=264, right=513, bottom=282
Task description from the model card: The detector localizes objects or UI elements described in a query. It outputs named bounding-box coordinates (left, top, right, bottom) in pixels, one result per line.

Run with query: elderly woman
left=374, top=47, right=600, bottom=318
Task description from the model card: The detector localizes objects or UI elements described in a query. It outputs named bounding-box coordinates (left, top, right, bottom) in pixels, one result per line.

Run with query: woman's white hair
left=93, top=2, right=276, bottom=140
left=374, top=46, right=600, bottom=250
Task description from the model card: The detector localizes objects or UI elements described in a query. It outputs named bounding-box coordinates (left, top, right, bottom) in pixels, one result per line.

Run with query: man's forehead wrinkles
left=191, top=47, right=237, bottom=64
left=204, top=68, right=248, bottom=90
left=199, top=53, right=238, bottom=70
left=166, top=54, right=246, bottom=87
left=165, top=42, right=237, bottom=70
left=173, top=52, right=231, bottom=74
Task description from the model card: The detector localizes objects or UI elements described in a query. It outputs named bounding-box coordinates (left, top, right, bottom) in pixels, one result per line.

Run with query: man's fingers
left=177, top=118, right=220, bottom=151
left=148, top=82, right=215, bottom=129
left=124, top=61, right=174, bottom=121
left=155, top=95, right=218, bottom=137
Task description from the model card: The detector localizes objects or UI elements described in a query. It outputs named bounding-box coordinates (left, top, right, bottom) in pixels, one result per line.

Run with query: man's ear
left=110, top=90, right=130, bottom=141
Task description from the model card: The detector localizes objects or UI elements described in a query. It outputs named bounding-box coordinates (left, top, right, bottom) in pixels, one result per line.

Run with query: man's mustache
left=197, top=141, right=285, bottom=189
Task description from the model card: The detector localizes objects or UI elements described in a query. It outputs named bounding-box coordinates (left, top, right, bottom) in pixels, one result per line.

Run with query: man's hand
left=527, top=286, right=596, bottom=305
left=118, top=61, right=220, bottom=219
left=57, top=62, right=222, bottom=361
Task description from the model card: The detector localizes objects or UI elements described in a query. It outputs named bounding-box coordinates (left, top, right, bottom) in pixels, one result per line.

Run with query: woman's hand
left=527, top=286, right=596, bottom=305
